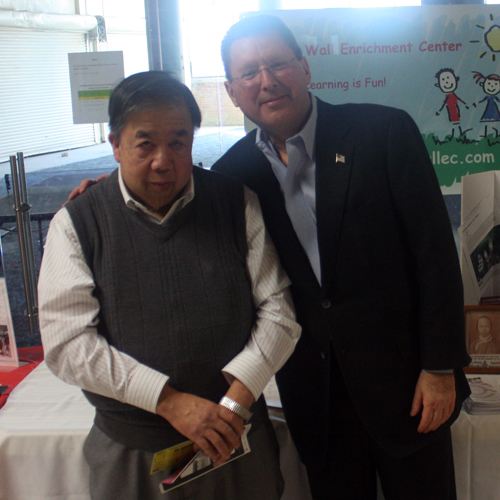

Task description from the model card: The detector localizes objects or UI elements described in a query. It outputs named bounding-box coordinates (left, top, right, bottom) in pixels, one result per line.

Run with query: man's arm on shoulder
left=64, top=174, right=110, bottom=205
left=222, top=187, right=301, bottom=400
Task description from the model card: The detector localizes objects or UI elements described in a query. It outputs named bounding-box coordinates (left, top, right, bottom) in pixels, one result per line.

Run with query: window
left=182, top=0, right=258, bottom=78
left=282, top=0, right=420, bottom=7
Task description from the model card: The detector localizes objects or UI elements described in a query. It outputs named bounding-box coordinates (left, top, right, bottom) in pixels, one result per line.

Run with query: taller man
left=213, top=14, right=471, bottom=500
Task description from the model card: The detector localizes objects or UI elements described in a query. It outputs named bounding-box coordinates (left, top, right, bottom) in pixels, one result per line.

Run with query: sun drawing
left=470, top=13, right=500, bottom=62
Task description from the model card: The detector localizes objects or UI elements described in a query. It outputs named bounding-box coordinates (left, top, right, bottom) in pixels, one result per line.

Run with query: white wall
left=81, top=0, right=144, bottom=17
left=0, top=0, right=76, bottom=14
left=0, top=0, right=146, bottom=17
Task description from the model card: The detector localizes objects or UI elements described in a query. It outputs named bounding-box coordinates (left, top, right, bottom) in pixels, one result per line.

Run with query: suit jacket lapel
left=315, top=100, right=354, bottom=296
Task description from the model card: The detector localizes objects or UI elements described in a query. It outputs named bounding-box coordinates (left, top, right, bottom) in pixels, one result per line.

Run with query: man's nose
left=151, top=148, right=172, bottom=171
left=259, top=68, right=280, bottom=90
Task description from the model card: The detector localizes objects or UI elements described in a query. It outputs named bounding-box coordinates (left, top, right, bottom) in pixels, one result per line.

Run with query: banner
left=269, top=6, right=500, bottom=195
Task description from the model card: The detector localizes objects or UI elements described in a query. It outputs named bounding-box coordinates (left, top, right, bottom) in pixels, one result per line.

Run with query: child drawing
left=472, top=71, right=500, bottom=138
left=435, top=68, right=469, bottom=138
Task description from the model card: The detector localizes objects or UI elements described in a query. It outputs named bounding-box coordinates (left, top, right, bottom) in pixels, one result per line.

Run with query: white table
left=0, top=362, right=94, bottom=500
left=0, top=363, right=498, bottom=500
left=0, top=362, right=312, bottom=500
left=451, top=406, right=500, bottom=500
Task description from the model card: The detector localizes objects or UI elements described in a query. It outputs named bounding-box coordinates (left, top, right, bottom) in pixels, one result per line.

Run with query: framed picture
left=465, top=306, right=500, bottom=373
left=0, top=278, right=19, bottom=371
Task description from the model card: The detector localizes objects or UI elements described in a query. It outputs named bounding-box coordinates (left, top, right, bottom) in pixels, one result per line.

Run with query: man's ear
left=109, top=133, right=121, bottom=163
left=224, top=80, right=240, bottom=108
left=435, top=83, right=439, bottom=88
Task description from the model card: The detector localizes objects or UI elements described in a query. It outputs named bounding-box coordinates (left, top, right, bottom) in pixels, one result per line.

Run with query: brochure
left=158, top=424, right=251, bottom=494
left=150, top=439, right=195, bottom=475
left=463, top=375, right=500, bottom=415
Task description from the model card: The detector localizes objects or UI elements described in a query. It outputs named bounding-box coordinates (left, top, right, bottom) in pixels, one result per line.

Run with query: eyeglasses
left=230, top=58, right=297, bottom=88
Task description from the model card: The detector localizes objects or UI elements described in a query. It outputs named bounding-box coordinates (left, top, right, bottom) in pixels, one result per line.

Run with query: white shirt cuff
left=126, top=364, right=170, bottom=414
left=223, top=351, right=275, bottom=401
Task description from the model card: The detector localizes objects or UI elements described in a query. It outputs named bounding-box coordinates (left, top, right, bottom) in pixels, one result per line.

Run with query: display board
left=263, top=6, right=500, bottom=195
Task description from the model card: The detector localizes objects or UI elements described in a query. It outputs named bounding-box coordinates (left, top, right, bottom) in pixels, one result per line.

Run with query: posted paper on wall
left=459, top=171, right=500, bottom=303
left=68, top=51, right=124, bottom=124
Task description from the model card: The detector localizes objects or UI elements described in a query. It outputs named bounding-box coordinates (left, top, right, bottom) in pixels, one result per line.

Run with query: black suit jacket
left=213, top=98, right=471, bottom=468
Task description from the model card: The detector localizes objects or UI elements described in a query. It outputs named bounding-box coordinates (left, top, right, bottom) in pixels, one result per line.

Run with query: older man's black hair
left=221, top=15, right=303, bottom=81
left=108, top=71, right=202, bottom=138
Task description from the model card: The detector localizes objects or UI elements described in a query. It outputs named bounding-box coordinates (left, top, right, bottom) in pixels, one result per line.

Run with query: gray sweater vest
left=66, top=167, right=265, bottom=452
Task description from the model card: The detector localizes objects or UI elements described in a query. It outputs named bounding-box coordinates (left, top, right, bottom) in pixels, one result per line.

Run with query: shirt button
left=322, top=300, right=332, bottom=309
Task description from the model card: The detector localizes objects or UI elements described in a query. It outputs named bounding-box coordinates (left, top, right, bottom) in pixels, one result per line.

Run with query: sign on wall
left=68, top=51, right=124, bottom=124
left=270, top=6, right=500, bottom=195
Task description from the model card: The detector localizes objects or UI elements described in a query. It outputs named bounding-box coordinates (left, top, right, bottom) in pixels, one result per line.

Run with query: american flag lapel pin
left=336, top=153, right=345, bottom=163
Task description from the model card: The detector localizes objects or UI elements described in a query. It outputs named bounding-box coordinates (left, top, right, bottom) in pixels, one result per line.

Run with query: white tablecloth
left=0, top=363, right=498, bottom=500
left=0, top=362, right=312, bottom=500
left=451, top=406, right=500, bottom=500
left=0, top=362, right=94, bottom=500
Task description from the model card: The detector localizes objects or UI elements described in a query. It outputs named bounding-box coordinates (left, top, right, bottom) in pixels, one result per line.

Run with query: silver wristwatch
left=219, top=396, right=253, bottom=422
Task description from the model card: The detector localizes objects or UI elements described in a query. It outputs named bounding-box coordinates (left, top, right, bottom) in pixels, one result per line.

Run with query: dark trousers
left=306, top=355, right=457, bottom=500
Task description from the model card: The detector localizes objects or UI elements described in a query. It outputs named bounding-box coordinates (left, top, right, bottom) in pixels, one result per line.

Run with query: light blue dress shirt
left=256, top=94, right=321, bottom=285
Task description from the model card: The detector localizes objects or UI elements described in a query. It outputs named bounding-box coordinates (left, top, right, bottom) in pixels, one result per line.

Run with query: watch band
left=219, top=396, right=253, bottom=422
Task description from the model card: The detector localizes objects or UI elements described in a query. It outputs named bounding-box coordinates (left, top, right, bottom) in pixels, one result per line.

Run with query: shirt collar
left=256, top=93, right=317, bottom=160
left=118, top=168, right=195, bottom=224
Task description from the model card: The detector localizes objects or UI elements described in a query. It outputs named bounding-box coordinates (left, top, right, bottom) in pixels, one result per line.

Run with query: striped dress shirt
left=38, top=170, right=301, bottom=414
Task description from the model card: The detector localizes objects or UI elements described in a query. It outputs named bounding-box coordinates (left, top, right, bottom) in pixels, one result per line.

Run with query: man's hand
left=410, top=371, right=456, bottom=434
left=64, top=174, right=110, bottom=206
left=156, top=384, right=246, bottom=466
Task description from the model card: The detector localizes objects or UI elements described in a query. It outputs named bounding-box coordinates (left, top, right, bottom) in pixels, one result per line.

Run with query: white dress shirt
left=38, top=170, right=301, bottom=414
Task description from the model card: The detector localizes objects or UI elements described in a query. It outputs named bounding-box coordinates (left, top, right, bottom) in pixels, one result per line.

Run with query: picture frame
left=0, top=278, right=19, bottom=372
left=464, top=306, right=500, bottom=374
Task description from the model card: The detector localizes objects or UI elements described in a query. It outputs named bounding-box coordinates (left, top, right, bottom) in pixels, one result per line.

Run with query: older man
left=212, top=14, right=471, bottom=500
left=38, top=71, right=300, bottom=500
